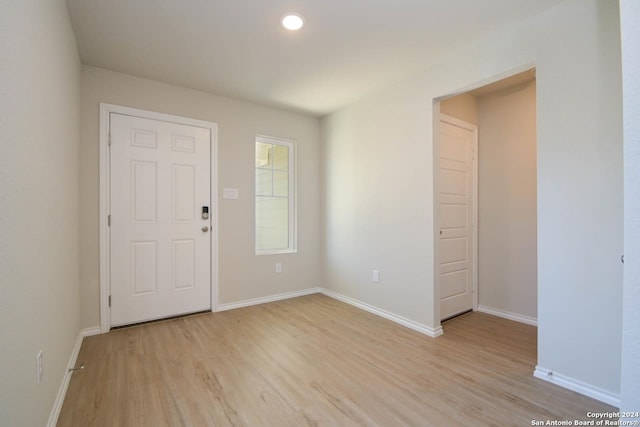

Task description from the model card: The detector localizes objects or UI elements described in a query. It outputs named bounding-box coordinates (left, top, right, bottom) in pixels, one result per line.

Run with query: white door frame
left=99, top=103, right=219, bottom=333
left=434, top=112, right=479, bottom=323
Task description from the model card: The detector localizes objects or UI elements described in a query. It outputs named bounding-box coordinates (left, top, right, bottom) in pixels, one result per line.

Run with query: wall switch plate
left=223, top=188, right=239, bottom=199
left=36, top=350, right=43, bottom=385
left=275, top=262, right=282, bottom=273
left=372, top=270, right=380, bottom=283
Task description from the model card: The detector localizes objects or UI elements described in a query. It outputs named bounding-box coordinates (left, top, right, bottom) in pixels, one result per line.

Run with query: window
left=255, top=136, right=296, bottom=254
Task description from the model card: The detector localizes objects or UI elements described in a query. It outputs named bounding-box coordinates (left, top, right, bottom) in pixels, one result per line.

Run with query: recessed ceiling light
left=281, top=14, right=304, bottom=31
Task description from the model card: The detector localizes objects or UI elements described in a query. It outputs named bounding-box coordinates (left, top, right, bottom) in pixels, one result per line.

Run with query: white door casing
left=438, top=114, right=478, bottom=320
left=100, top=104, right=218, bottom=330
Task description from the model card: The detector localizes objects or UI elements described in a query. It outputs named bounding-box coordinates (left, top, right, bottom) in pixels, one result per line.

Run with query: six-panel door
left=109, top=113, right=211, bottom=327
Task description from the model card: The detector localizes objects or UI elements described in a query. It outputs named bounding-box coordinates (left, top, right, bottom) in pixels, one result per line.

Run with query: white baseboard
left=81, top=326, right=102, bottom=337
left=215, top=287, right=321, bottom=312
left=320, top=288, right=443, bottom=338
left=47, top=327, right=101, bottom=427
left=533, top=366, right=620, bottom=407
left=214, top=287, right=443, bottom=338
left=477, top=305, right=538, bottom=326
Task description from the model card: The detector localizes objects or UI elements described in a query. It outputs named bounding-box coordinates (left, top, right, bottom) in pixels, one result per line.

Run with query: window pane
left=256, top=142, right=272, bottom=168
left=255, top=168, right=273, bottom=196
left=273, top=170, right=288, bottom=197
left=256, top=197, right=289, bottom=250
left=256, top=136, right=295, bottom=253
left=272, top=144, right=289, bottom=170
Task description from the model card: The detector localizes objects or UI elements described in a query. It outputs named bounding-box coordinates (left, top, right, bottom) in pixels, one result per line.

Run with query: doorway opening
left=434, top=69, right=538, bottom=329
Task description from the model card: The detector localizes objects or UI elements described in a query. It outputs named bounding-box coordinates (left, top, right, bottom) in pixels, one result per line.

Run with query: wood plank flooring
left=57, top=294, right=615, bottom=426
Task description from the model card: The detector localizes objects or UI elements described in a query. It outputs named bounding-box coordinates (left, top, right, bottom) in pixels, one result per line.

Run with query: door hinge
left=108, top=133, right=111, bottom=146
left=108, top=214, right=111, bottom=227
left=108, top=295, right=111, bottom=307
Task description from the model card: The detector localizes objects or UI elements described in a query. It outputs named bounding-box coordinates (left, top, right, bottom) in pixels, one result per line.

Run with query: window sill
left=256, top=249, right=297, bottom=256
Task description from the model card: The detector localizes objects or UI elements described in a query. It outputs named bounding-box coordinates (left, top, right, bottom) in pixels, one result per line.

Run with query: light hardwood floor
left=58, top=294, right=615, bottom=426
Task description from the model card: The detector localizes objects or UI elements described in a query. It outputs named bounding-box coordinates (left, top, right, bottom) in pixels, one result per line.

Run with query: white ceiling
left=66, top=0, right=563, bottom=117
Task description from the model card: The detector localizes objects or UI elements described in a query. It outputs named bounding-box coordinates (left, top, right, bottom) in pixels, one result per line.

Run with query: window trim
left=255, top=135, right=297, bottom=255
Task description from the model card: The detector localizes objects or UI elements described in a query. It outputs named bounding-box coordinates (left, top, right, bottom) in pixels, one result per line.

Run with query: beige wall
left=0, top=0, right=81, bottom=425
left=80, top=66, right=321, bottom=328
left=477, top=80, right=537, bottom=319
left=441, top=93, right=478, bottom=125
left=322, top=0, right=622, bottom=397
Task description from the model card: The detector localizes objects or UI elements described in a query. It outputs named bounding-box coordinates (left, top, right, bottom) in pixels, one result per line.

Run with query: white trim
left=210, top=125, right=220, bottom=312
left=432, top=102, right=442, bottom=325
left=216, top=288, right=320, bottom=311
left=533, top=366, right=620, bottom=407
left=320, top=288, right=444, bottom=338
left=477, top=305, right=538, bottom=326
left=99, top=104, right=111, bottom=333
left=46, top=327, right=101, bottom=427
left=80, top=327, right=102, bottom=337
left=99, top=103, right=219, bottom=331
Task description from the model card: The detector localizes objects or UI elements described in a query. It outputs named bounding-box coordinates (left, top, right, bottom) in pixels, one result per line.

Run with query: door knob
left=201, top=226, right=209, bottom=232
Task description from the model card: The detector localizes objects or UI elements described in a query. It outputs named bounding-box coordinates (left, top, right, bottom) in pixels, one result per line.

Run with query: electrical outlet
left=372, top=270, right=380, bottom=283
left=36, top=350, right=43, bottom=385
left=275, top=262, right=282, bottom=273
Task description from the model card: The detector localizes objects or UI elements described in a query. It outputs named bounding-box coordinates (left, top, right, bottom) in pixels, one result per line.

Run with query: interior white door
left=439, top=116, right=476, bottom=320
left=109, top=113, right=211, bottom=327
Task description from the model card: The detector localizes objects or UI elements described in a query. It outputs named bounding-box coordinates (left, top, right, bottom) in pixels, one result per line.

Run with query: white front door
left=439, top=115, right=477, bottom=320
left=109, top=113, right=212, bottom=327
